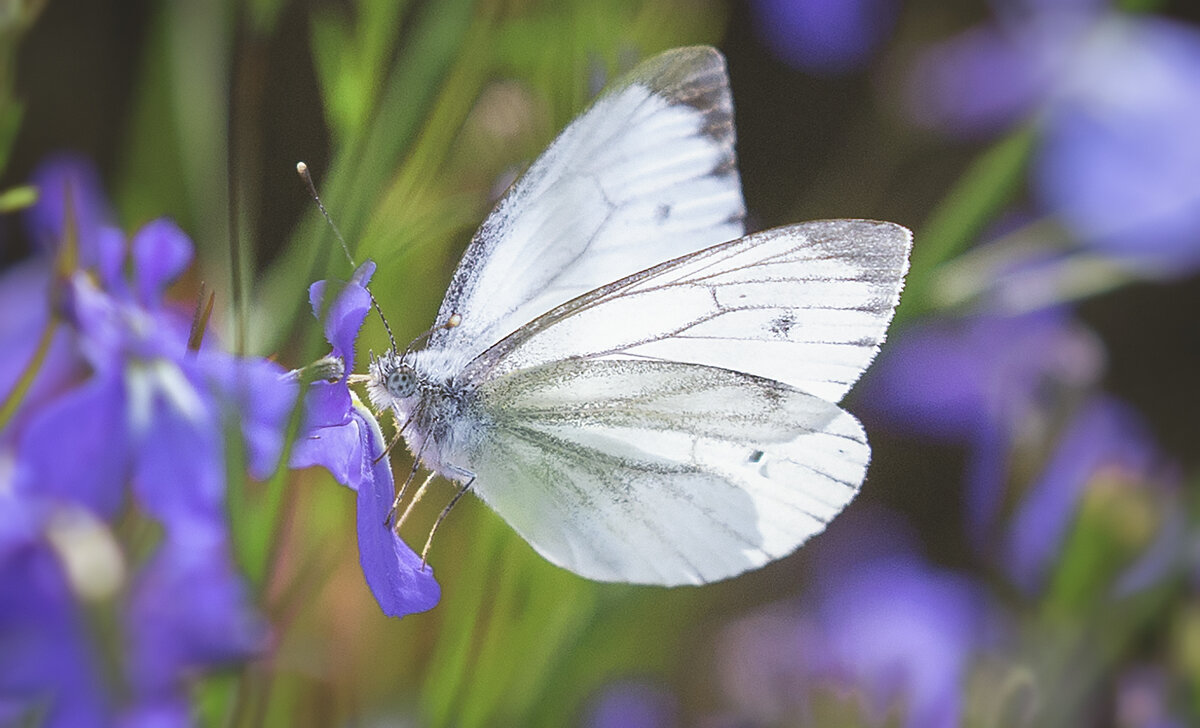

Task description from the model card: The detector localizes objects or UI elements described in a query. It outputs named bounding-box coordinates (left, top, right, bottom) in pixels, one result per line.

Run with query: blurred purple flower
left=717, top=512, right=990, bottom=728
left=0, top=258, right=83, bottom=441
left=26, top=151, right=119, bottom=266
left=0, top=495, right=110, bottom=727
left=909, top=5, right=1200, bottom=271
left=13, top=218, right=292, bottom=527
left=1003, top=395, right=1178, bottom=594
left=585, top=681, right=677, bottom=728
left=751, top=0, right=900, bottom=74
left=2, top=155, right=293, bottom=721
left=291, top=262, right=440, bottom=618
left=862, top=312, right=1179, bottom=595
left=1, top=154, right=116, bottom=438
left=124, top=522, right=267, bottom=717
left=1115, top=665, right=1187, bottom=728
left=860, top=310, right=1103, bottom=533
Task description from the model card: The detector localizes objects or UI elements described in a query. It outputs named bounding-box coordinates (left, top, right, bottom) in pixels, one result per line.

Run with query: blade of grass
left=896, top=124, right=1038, bottom=324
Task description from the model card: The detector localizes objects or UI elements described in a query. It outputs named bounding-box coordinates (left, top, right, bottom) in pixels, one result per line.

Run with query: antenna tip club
left=296, top=161, right=309, bottom=177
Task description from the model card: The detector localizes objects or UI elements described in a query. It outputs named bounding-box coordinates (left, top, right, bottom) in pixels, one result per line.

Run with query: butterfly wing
left=464, top=220, right=912, bottom=404
left=428, top=46, right=745, bottom=361
left=464, top=359, right=868, bottom=585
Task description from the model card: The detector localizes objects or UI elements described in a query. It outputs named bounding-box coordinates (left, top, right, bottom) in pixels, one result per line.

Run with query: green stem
left=0, top=316, right=59, bottom=430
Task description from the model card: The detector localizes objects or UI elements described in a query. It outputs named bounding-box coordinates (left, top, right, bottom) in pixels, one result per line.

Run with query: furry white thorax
left=365, top=346, right=481, bottom=481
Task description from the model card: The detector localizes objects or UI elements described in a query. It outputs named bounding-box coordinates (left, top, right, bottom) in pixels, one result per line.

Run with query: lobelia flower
left=291, top=261, right=440, bottom=618
left=1002, top=394, right=1181, bottom=598
left=122, top=520, right=267, bottom=725
left=860, top=311, right=1180, bottom=596
left=1, top=154, right=111, bottom=437
left=0, top=493, right=110, bottom=727
left=715, top=510, right=992, bottom=728
left=1113, top=665, right=1189, bottom=728
left=859, top=309, right=1103, bottom=534
left=750, top=0, right=901, bottom=75
left=2, top=155, right=289, bottom=723
left=584, top=680, right=678, bottom=728
left=908, top=1, right=1200, bottom=272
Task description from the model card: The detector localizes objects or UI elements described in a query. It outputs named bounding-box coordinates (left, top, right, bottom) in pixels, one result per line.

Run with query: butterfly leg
left=395, top=470, right=437, bottom=531
left=420, top=467, right=476, bottom=567
left=385, top=424, right=430, bottom=526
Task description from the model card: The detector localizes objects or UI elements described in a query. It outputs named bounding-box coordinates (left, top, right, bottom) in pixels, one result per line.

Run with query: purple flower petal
left=128, top=371, right=225, bottom=527
left=717, top=513, right=992, bottom=728
left=811, top=555, right=986, bottom=728
left=14, top=370, right=131, bottom=517
left=860, top=310, right=1101, bottom=443
left=201, top=353, right=295, bottom=479
left=353, top=402, right=440, bottom=617
left=118, top=696, right=190, bottom=728
left=1002, top=396, right=1160, bottom=592
left=130, top=219, right=194, bottom=309
left=752, top=0, right=899, bottom=74
left=907, top=20, right=1066, bottom=135
left=0, top=495, right=110, bottom=728
left=125, top=522, right=267, bottom=699
left=586, top=681, right=678, bottom=728
left=290, top=383, right=364, bottom=490
left=25, top=153, right=114, bottom=266
left=308, top=261, right=375, bottom=369
left=1033, top=18, right=1200, bottom=271
left=0, top=260, right=84, bottom=435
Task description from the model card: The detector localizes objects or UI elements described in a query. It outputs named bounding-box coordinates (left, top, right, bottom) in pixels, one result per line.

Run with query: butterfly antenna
left=402, top=312, right=463, bottom=357
left=297, top=161, right=399, bottom=353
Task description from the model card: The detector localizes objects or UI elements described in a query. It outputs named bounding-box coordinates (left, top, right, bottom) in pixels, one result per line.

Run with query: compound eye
left=386, top=366, right=417, bottom=398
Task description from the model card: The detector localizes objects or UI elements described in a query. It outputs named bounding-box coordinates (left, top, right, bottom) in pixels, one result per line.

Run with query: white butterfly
left=365, top=46, right=911, bottom=586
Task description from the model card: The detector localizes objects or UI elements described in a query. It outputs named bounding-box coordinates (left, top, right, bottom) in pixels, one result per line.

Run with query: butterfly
left=364, top=46, right=911, bottom=586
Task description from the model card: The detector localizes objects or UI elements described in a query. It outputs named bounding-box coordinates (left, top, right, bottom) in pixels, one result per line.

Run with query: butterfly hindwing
left=465, top=359, right=869, bottom=585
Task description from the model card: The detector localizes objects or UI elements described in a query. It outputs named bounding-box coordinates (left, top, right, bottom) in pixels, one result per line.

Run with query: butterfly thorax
left=366, top=347, right=482, bottom=481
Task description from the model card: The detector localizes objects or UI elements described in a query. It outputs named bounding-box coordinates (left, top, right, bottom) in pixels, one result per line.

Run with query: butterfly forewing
left=465, top=360, right=869, bottom=585
left=464, top=220, right=911, bottom=404
left=429, top=46, right=745, bottom=361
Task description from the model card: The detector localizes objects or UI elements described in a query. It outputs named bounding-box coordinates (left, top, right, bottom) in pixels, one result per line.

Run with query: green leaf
left=0, top=182, right=36, bottom=213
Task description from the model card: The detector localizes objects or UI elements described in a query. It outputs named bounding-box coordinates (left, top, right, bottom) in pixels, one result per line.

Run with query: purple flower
left=0, top=495, right=110, bottom=727
left=1114, top=665, right=1187, bottom=728
left=861, top=312, right=1178, bottom=595
left=751, top=0, right=900, bottom=74
left=716, top=511, right=991, bottom=728
left=13, top=220, right=292, bottom=527
left=909, top=5, right=1200, bottom=271
left=2, top=155, right=293, bottom=720
left=291, top=262, right=440, bottom=618
left=860, top=310, right=1103, bottom=533
left=26, top=152, right=118, bottom=266
left=1, top=155, right=115, bottom=438
left=124, top=521, right=267, bottom=716
left=585, top=681, right=678, bottom=728
left=1002, top=395, right=1177, bottom=594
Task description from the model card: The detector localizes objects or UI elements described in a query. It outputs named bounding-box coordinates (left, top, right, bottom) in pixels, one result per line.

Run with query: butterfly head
left=366, top=349, right=420, bottom=412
